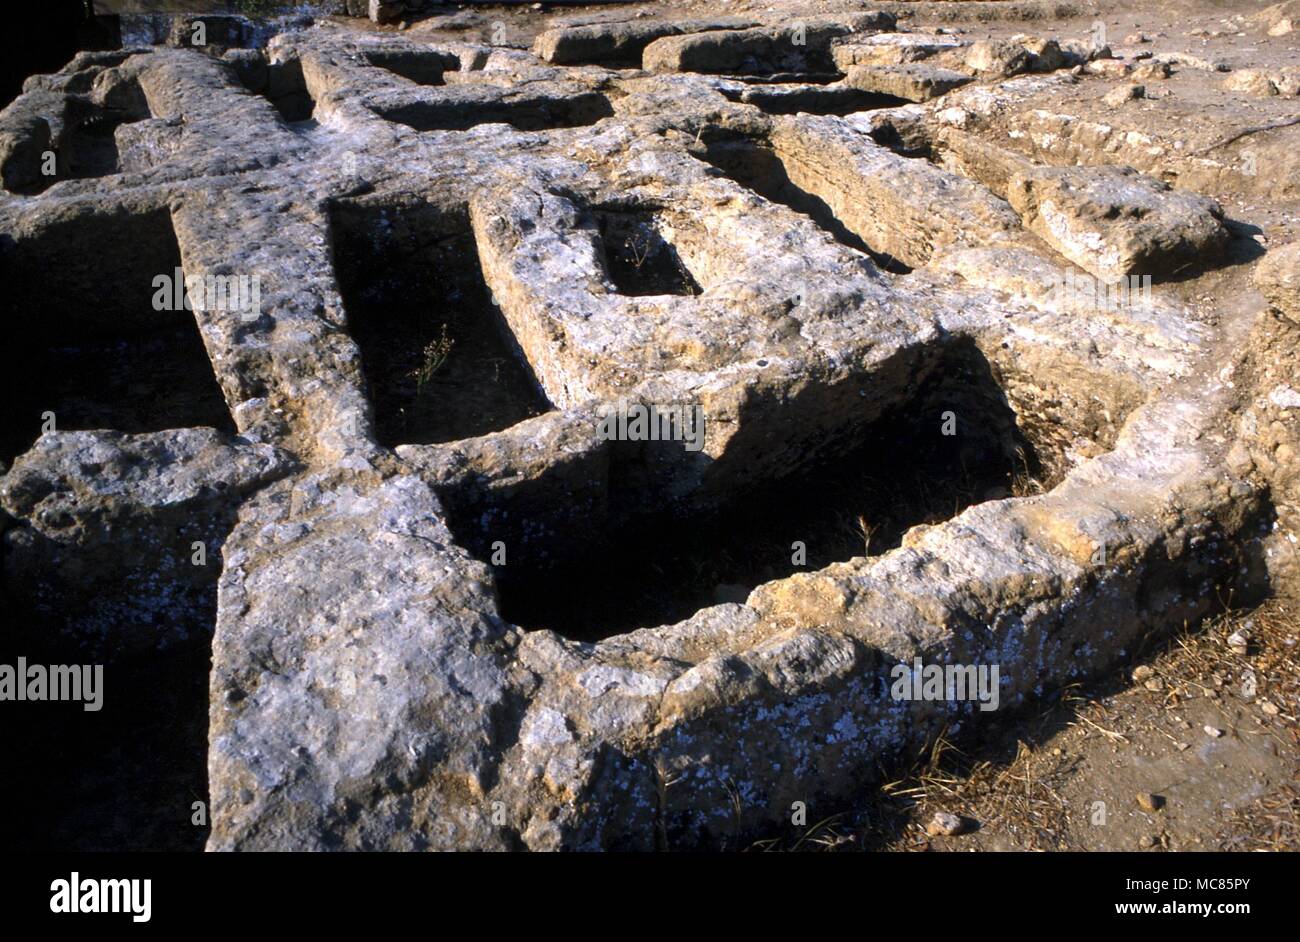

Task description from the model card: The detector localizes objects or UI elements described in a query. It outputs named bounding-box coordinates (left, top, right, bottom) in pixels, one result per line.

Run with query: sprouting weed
left=416, top=324, right=454, bottom=395
left=625, top=231, right=652, bottom=270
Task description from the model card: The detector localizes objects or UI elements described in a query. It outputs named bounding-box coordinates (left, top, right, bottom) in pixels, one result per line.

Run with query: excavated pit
left=364, top=49, right=459, bottom=86
left=733, top=72, right=843, bottom=85
left=330, top=198, right=552, bottom=447
left=6, top=80, right=153, bottom=195
left=0, top=208, right=235, bottom=466
left=720, top=83, right=909, bottom=116
left=378, top=91, right=614, bottom=132
left=594, top=205, right=702, bottom=296
left=693, top=130, right=913, bottom=273
left=58, top=103, right=133, bottom=180
left=242, top=55, right=315, bottom=124
left=481, top=341, right=1042, bottom=641
left=267, top=60, right=315, bottom=123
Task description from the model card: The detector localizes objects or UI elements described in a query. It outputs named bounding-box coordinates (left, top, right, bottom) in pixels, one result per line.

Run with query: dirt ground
left=868, top=601, right=1298, bottom=852
left=719, top=601, right=1298, bottom=853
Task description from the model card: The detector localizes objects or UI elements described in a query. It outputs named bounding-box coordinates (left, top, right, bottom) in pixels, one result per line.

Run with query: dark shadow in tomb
left=0, top=200, right=244, bottom=847
left=472, top=339, right=1041, bottom=641
left=227, top=52, right=316, bottom=124
left=592, top=205, right=702, bottom=297
left=721, top=84, right=909, bottom=117
left=0, top=619, right=213, bottom=852
left=364, top=49, right=459, bottom=86
left=0, top=206, right=243, bottom=848
left=329, top=196, right=552, bottom=447
left=729, top=72, right=844, bottom=85
left=0, top=207, right=235, bottom=467
left=377, top=91, right=614, bottom=132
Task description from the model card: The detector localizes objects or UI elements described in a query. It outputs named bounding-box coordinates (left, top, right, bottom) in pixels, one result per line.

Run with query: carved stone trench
left=0, top=18, right=1275, bottom=850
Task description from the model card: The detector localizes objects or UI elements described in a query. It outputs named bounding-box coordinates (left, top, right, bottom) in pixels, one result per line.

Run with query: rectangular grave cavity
left=720, top=83, right=909, bottom=117
left=330, top=196, right=552, bottom=447
left=3, top=78, right=153, bottom=195
left=450, top=340, right=1046, bottom=642
left=228, top=53, right=316, bottom=124
left=0, top=208, right=235, bottom=466
left=377, top=90, right=614, bottom=132
left=593, top=205, right=702, bottom=296
left=364, top=48, right=461, bottom=86
left=690, top=129, right=912, bottom=273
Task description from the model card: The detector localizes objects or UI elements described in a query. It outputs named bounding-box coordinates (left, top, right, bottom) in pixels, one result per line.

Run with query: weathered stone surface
left=832, top=31, right=968, bottom=69
left=845, top=63, right=973, bottom=101
left=1223, top=67, right=1300, bottom=98
left=770, top=114, right=1026, bottom=267
left=1226, top=241, right=1300, bottom=588
left=1, top=430, right=294, bottom=656
left=643, top=23, right=858, bottom=75
left=964, top=38, right=1035, bottom=76
left=533, top=18, right=758, bottom=66
left=1255, top=240, right=1300, bottom=321
left=960, top=35, right=1070, bottom=77
left=369, top=0, right=405, bottom=26
left=1006, top=165, right=1230, bottom=280
left=1152, top=51, right=1230, bottom=73
left=1256, top=1, right=1298, bottom=35
left=917, top=66, right=1297, bottom=202
left=927, top=124, right=1034, bottom=198
left=207, top=470, right=518, bottom=851
left=1103, top=83, right=1144, bottom=107
left=0, top=114, right=50, bottom=192
left=1131, top=60, right=1172, bottom=81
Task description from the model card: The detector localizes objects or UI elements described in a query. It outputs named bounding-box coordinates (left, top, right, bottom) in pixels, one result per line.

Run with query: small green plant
left=415, top=324, right=454, bottom=395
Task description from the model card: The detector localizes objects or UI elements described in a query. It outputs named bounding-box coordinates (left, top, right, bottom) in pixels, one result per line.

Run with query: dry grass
left=414, top=323, right=454, bottom=394
left=744, top=598, right=1300, bottom=852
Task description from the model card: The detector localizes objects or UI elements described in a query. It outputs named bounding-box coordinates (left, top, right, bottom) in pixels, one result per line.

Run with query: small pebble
left=1204, top=725, right=1224, bottom=738
left=1103, top=84, right=1145, bottom=107
left=926, top=811, right=966, bottom=837
left=1136, top=792, right=1165, bottom=812
left=1132, top=665, right=1155, bottom=683
left=1260, top=700, right=1279, bottom=716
